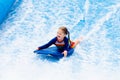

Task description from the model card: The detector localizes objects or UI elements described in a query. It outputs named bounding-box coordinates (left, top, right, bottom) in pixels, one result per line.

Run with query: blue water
left=0, top=0, right=120, bottom=80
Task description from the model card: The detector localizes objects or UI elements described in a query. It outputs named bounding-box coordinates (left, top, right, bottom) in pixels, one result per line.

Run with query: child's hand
left=37, top=47, right=40, bottom=50
left=62, top=50, right=67, bottom=57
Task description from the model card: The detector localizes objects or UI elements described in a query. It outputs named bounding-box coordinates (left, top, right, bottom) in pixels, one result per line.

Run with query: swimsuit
left=38, top=37, right=74, bottom=52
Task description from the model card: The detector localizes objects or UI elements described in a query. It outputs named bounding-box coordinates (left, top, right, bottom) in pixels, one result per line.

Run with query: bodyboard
left=34, top=47, right=74, bottom=59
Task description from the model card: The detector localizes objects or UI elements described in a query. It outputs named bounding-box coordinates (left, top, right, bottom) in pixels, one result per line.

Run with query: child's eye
left=57, top=32, right=61, bottom=35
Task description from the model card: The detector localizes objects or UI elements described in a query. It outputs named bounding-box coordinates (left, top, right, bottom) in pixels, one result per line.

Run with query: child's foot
left=78, top=36, right=83, bottom=42
left=73, top=36, right=83, bottom=47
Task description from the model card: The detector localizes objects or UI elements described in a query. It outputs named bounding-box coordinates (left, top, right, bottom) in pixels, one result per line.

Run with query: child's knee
left=70, top=41, right=75, bottom=48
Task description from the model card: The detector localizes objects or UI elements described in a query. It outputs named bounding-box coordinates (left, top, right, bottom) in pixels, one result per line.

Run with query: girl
left=37, top=26, right=82, bottom=57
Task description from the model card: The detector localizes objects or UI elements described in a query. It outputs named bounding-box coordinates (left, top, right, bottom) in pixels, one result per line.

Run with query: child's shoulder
left=52, top=37, right=57, bottom=40
left=64, top=37, right=69, bottom=41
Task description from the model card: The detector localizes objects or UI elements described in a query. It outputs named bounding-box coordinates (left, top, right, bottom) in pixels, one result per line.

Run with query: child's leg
left=71, top=37, right=83, bottom=48
left=73, top=39, right=80, bottom=47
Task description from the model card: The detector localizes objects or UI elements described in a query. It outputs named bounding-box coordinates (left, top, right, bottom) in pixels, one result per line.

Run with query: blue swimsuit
left=38, top=37, right=70, bottom=52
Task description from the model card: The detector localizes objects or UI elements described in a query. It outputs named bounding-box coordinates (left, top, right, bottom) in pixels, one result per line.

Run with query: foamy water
left=0, top=0, right=120, bottom=80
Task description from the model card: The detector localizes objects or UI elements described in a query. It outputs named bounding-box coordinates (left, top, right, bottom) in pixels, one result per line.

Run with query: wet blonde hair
left=59, top=26, right=69, bottom=35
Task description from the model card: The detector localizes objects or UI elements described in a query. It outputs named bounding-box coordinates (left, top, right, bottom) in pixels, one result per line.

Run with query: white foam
left=0, top=0, right=120, bottom=80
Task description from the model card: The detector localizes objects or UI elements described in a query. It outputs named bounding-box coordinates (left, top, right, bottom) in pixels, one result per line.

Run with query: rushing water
left=0, top=0, right=120, bottom=80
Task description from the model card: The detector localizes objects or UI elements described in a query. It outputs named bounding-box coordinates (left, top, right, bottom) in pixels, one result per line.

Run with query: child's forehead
left=57, top=29, right=64, bottom=33
left=58, top=29, right=63, bottom=32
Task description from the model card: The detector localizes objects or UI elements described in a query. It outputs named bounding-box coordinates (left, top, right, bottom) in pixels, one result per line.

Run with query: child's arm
left=37, top=37, right=56, bottom=50
left=62, top=50, right=67, bottom=57
left=62, top=37, right=69, bottom=57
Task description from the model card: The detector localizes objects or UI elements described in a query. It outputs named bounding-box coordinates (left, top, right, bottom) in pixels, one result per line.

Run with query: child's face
left=57, top=29, right=66, bottom=40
